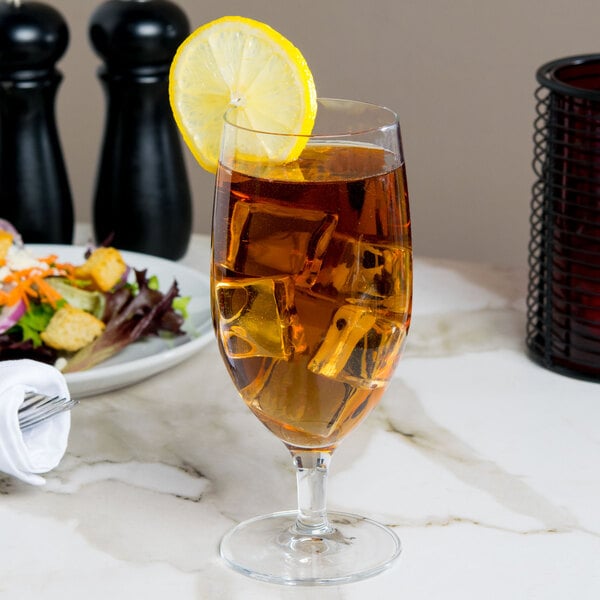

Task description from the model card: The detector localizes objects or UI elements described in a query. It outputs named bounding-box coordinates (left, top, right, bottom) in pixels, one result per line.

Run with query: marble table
left=2, top=235, right=599, bottom=599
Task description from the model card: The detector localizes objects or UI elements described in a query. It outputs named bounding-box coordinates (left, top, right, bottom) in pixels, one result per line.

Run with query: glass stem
left=290, top=449, right=334, bottom=536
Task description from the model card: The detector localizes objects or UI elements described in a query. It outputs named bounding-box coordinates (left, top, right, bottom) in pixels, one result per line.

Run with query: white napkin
left=0, top=359, right=71, bottom=486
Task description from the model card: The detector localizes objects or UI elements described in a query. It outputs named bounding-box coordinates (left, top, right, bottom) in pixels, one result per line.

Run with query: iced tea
left=212, top=143, right=412, bottom=449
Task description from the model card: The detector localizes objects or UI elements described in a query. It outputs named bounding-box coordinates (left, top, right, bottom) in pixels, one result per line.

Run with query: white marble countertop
left=2, top=234, right=599, bottom=599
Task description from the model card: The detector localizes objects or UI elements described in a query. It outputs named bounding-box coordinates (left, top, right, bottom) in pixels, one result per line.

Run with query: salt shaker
left=89, top=0, right=192, bottom=260
left=0, top=0, right=73, bottom=243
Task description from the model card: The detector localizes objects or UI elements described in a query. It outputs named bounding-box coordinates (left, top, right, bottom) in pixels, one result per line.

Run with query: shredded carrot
left=0, top=257, right=75, bottom=309
left=39, top=255, right=77, bottom=279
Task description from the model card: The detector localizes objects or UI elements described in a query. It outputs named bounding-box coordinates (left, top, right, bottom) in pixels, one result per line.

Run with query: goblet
left=211, top=98, right=412, bottom=585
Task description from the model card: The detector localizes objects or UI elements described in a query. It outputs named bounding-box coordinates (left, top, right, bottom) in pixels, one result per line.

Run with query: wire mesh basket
left=527, top=54, right=600, bottom=382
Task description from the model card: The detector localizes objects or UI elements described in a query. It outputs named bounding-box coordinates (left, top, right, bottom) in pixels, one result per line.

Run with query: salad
left=0, top=220, right=187, bottom=373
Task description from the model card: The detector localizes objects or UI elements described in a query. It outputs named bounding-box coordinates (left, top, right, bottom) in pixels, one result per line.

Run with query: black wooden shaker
left=89, top=0, right=192, bottom=260
left=0, top=1, right=73, bottom=243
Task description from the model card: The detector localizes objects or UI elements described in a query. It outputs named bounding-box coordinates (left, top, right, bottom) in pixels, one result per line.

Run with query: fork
left=18, top=391, right=78, bottom=431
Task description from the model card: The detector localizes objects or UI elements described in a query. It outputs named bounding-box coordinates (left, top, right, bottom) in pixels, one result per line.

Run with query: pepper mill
left=89, top=0, right=192, bottom=260
left=0, top=0, right=73, bottom=243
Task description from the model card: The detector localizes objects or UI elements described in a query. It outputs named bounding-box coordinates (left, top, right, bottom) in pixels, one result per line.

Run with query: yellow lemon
left=169, top=16, right=317, bottom=173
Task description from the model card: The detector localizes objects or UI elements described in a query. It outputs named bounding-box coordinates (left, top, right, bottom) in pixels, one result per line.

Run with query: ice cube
left=313, top=233, right=411, bottom=314
left=308, top=304, right=406, bottom=388
left=238, top=356, right=277, bottom=404
left=215, top=276, right=306, bottom=359
left=226, top=200, right=337, bottom=284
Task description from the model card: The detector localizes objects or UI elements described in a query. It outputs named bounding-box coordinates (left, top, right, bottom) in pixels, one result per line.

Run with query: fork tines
left=18, top=391, right=78, bottom=431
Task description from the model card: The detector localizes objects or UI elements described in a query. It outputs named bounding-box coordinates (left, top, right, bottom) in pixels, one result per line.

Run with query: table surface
left=2, top=234, right=599, bottom=600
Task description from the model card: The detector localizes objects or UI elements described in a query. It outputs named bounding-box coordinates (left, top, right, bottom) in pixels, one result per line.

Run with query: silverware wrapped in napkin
left=0, top=359, right=72, bottom=485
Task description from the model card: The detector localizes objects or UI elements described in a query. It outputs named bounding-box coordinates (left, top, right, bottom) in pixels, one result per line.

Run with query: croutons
left=40, top=304, right=105, bottom=352
left=0, top=231, right=13, bottom=262
left=75, top=247, right=127, bottom=292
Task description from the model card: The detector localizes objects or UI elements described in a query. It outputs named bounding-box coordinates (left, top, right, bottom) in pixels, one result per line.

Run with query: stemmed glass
left=211, top=98, right=412, bottom=585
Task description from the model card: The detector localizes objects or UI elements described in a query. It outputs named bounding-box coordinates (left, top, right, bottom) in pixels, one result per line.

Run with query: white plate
left=30, top=245, right=214, bottom=398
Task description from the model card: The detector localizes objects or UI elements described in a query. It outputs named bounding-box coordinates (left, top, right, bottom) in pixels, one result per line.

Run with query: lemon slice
left=169, top=16, right=317, bottom=173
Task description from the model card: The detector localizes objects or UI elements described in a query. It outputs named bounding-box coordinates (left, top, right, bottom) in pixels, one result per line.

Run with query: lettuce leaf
left=62, top=269, right=185, bottom=373
left=0, top=331, right=58, bottom=364
left=13, top=301, right=64, bottom=347
left=46, top=277, right=106, bottom=318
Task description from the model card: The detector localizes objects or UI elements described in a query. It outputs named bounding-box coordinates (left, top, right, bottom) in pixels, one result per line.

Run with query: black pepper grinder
left=0, top=0, right=73, bottom=243
left=89, top=0, right=192, bottom=260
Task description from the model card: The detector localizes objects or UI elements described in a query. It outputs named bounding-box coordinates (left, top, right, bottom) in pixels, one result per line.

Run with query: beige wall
left=55, top=0, right=600, bottom=268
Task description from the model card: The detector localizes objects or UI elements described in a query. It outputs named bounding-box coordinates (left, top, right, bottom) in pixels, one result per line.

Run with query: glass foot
left=220, top=510, right=401, bottom=586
